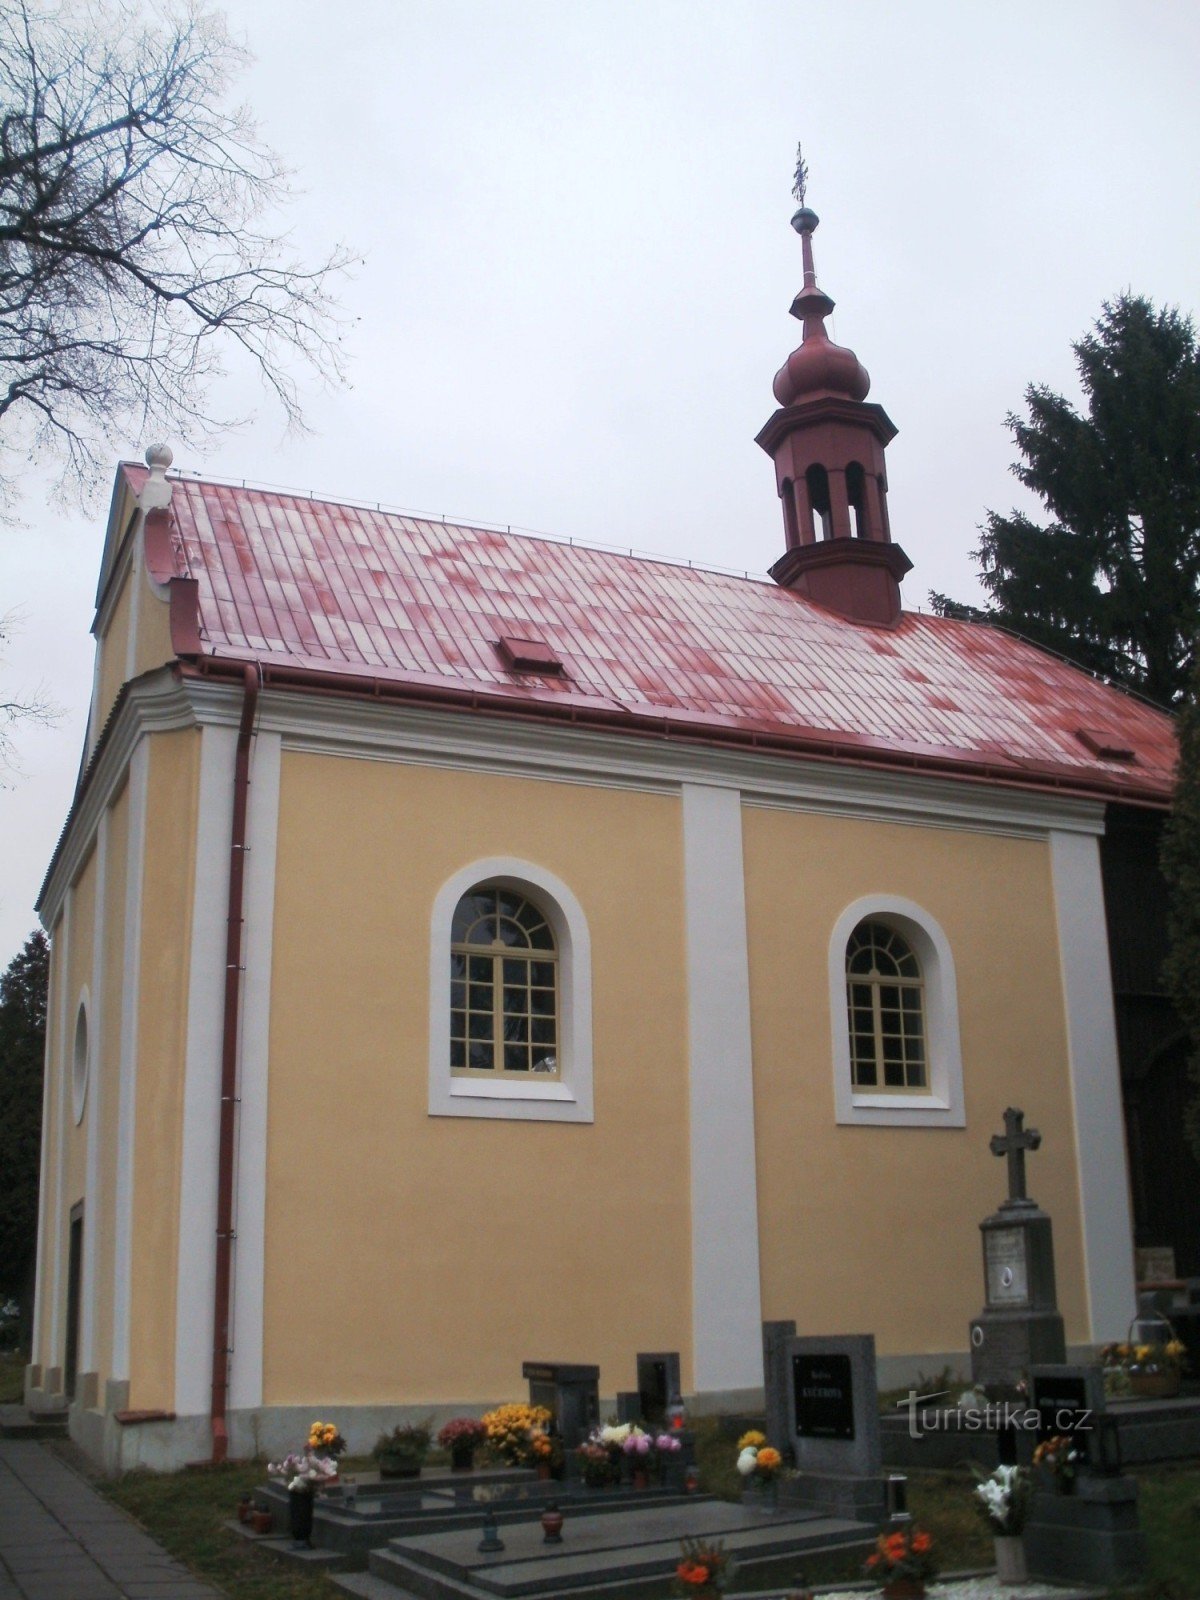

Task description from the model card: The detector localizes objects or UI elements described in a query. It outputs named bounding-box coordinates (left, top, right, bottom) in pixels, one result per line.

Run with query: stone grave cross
left=989, top=1106, right=1041, bottom=1208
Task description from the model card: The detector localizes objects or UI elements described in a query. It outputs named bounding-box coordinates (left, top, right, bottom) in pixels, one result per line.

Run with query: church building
left=27, top=205, right=1175, bottom=1471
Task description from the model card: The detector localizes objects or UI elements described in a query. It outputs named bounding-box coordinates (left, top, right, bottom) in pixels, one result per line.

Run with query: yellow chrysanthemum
left=737, top=1430, right=767, bottom=1451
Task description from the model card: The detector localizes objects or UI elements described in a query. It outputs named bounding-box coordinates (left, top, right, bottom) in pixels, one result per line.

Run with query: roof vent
left=496, top=635, right=564, bottom=675
left=1075, top=727, right=1137, bottom=764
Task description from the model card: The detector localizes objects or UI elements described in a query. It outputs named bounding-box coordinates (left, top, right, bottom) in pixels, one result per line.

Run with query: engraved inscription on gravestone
left=793, top=1352, right=855, bottom=1441
left=986, top=1227, right=1030, bottom=1307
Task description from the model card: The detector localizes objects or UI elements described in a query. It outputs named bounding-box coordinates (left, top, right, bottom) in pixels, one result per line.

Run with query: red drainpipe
left=210, top=662, right=259, bottom=1462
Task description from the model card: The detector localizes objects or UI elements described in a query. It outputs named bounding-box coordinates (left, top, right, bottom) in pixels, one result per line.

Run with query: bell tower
left=756, top=187, right=911, bottom=625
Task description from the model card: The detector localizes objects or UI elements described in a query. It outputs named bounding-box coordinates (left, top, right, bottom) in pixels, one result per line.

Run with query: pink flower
left=656, top=1434, right=680, bottom=1452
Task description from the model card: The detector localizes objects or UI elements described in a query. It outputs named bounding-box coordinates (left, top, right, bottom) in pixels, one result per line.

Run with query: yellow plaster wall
left=93, top=533, right=176, bottom=741
left=131, top=562, right=174, bottom=680
left=94, top=574, right=132, bottom=737
left=128, top=730, right=200, bottom=1410
left=62, top=846, right=97, bottom=1250
left=93, top=781, right=130, bottom=1384
left=264, top=753, right=691, bottom=1406
left=742, top=806, right=1089, bottom=1355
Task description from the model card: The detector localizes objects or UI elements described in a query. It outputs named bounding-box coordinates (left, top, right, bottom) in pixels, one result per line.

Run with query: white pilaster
left=80, top=812, right=108, bottom=1369
left=112, top=738, right=149, bottom=1379
left=174, top=723, right=237, bottom=1416
left=31, top=921, right=61, bottom=1362
left=1049, top=829, right=1137, bottom=1342
left=48, top=893, right=72, bottom=1361
left=229, top=732, right=281, bottom=1411
left=681, top=783, right=763, bottom=1394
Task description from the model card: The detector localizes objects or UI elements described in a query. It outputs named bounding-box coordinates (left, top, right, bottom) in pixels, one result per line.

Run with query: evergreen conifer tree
left=933, top=295, right=1200, bottom=710
left=1162, top=658, right=1200, bottom=1161
left=0, top=930, right=48, bottom=1348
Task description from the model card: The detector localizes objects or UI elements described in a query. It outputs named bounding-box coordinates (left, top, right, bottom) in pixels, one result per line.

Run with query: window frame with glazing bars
left=845, top=919, right=928, bottom=1093
left=450, top=886, right=560, bottom=1080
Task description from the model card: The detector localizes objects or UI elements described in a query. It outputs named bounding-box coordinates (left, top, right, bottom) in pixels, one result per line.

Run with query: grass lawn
left=101, top=1456, right=344, bottom=1600
left=82, top=1427, right=1200, bottom=1600
left=0, top=1352, right=26, bottom=1404
left=0, top=1350, right=26, bottom=1401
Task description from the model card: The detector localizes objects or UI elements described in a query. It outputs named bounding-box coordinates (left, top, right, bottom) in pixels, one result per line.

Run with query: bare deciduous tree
left=0, top=610, right=58, bottom=779
left=0, top=0, right=349, bottom=499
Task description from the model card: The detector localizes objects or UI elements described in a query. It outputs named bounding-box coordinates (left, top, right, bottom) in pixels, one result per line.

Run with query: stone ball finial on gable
left=145, top=442, right=174, bottom=472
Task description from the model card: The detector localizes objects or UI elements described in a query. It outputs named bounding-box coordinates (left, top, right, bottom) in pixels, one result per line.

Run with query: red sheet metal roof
left=144, top=468, right=1175, bottom=804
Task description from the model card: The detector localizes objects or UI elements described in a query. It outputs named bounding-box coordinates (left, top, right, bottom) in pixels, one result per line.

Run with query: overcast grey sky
left=2, top=0, right=1198, bottom=962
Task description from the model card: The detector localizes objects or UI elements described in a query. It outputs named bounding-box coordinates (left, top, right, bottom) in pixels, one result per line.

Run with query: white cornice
left=251, top=683, right=1106, bottom=840
left=40, top=668, right=1110, bottom=929
left=39, top=670, right=196, bottom=927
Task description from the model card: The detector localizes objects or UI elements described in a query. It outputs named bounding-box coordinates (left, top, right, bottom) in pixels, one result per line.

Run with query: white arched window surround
left=72, top=988, right=91, bottom=1126
left=829, top=895, right=965, bottom=1128
left=429, top=858, right=593, bottom=1123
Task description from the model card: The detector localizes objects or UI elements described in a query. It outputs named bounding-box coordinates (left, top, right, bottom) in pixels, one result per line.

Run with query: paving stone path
left=0, top=1439, right=223, bottom=1600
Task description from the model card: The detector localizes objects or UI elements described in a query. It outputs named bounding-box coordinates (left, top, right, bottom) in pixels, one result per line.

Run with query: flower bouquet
left=972, top=1464, right=1031, bottom=1585
left=437, top=1417, right=488, bottom=1470
left=530, top=1426, right=564, bottom=1477
left=1100, top=1337, right=1187, bottom=1398
left=578, top=1437, right=621, bottom=1487
left=481, top=1402, right=553, bottom=1467
left=267, top=1449, right=340, bottom=1492
left=863, top=1525, right=935, bottom=1597
left=971, top=1463, right=1031, bottom=1534
left=674, top=1535, right=735, bottom=1595
left=373, top=1420, right=432, bottom=1478
left=1032, top=1433, right=1079, bottom=1492
left=736, top=1434, right=784, bottom=1505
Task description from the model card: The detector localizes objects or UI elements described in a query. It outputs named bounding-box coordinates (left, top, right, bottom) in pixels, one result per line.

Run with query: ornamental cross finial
left=989, top=1106, right=1042, bottom=1207
left=792, top=143, right=809, bottom=207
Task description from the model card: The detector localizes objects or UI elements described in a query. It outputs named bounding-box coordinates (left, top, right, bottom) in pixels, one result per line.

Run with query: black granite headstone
left=522, top=1361, right=599, bottom=1449
left=793, top=1352, right=855, bottom=1441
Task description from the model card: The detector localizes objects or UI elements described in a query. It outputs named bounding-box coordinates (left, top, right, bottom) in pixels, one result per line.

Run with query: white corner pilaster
left=80, top=812, right=108, bottom=1370
left=681, top=783, right=763, bottom=1394
left=1049, top=829, right=1137, bottom=1342
left=174, top=723, right=237, bottom=1416
left=48, top=893, right=72, bottom=1362
left=229, top=732, right=281, bottom=1412
left=112, top=739, right=148, bottom=1379
left=31, top=917, right=62, bottom=1363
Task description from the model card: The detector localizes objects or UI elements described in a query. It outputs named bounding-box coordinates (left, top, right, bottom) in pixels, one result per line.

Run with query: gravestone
left=765, top=1329, right=887, bottom=1521
left=636, top=1351, right=680, bottom=1424
left=522, top=1361, right=599, bottom=1448
left=1029, top=1363, right=1106, bottom=1466
left=969, top=1107, right=1066, bottom=1388
left=614, top=1352, right=681, bottom=1425
left=1024, top=1362, right=1146, bottom=1586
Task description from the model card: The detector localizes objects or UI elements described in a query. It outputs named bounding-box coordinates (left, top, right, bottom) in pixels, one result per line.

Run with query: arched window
left=429, top=858, right=593, bottom=1122
left=781, top=477, right=801, bottom=547
left=845, top=921, right=926, bottom=1090
left=72, top=994, right=90, bottom=1125
left=828, top=896, right=964, bottom=1127
left=450, top=886, right=559, bottom=1077
left=846, top=461, right=868, bottom=539
left=806, top=463, right=832, bottom=540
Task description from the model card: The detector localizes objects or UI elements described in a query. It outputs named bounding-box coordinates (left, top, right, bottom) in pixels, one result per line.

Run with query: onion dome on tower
left=756, top=197, right=911, bottom=624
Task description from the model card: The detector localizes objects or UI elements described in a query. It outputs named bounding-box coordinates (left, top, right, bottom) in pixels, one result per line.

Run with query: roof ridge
left=131, top=461, right=778, bottom=589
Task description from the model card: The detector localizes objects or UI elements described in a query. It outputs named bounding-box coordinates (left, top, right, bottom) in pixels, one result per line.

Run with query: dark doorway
left=65, top=1204, right=83, bottom=1400
left=1126, top=1039, right=1200, bottom=1277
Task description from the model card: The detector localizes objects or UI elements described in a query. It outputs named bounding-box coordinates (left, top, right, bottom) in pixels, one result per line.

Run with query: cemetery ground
left=0, top=1352, right=22, bottom=1404
left=27, top=1419, right=1194, bottom=1600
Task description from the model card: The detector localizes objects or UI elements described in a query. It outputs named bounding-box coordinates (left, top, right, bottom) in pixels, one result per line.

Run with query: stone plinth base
left=780, top=1470, right=887, bottom=1523
left=1024, top=1478, right=1147, bottom=1588
left=970, top=1306, right=1066, bottom=1388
